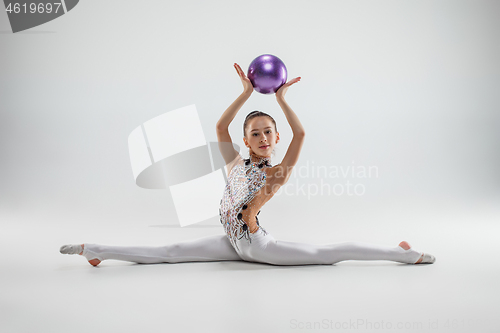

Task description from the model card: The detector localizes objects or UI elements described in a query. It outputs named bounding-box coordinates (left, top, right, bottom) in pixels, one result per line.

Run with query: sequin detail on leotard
left=219, top=153, right=271, bottom=251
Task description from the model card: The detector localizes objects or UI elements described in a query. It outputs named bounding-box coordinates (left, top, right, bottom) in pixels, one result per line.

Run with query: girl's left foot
left=398, top=241, right=436, bottom=264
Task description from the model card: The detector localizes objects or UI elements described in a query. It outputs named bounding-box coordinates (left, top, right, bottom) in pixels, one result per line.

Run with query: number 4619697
left=5, top=2, right=62, bottom=14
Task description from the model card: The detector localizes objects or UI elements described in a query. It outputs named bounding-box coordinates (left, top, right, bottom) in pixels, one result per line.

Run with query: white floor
left=1, top=196, right=499, bottom=333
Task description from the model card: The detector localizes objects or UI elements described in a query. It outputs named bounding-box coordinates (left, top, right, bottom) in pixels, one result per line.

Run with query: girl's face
left=243, top=116, right=279, bottom=157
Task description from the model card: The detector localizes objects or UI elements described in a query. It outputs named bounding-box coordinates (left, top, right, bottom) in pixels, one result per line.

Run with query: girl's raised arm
left=273, top=77, right=305, bottom=186
left=216, top=63, right=253, bottom=167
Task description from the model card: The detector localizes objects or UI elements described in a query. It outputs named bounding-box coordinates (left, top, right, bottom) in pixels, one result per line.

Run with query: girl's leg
left=239, top=229, right=433, bottom=265
left=60, top=234, right=243, bottom=266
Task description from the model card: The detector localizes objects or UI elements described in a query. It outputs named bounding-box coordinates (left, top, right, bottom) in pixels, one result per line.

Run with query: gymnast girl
left=60, top=63, right=436, bottom=266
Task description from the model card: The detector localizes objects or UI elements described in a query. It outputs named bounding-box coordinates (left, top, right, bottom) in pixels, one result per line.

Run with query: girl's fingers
left=235, top=64, right=245, bottom=77
left=235, top=66, right=242, bottom=76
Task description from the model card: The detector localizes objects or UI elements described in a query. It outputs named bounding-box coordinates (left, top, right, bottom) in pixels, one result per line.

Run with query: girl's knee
left=161, top=244, right=178, bottom=258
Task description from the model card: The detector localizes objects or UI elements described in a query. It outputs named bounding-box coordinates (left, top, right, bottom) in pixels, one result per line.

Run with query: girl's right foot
left=398, top=241, right=436, bottom=264
left=60, top=244, right=101, bottom=266
left=59, top=244, right=84, bottom=255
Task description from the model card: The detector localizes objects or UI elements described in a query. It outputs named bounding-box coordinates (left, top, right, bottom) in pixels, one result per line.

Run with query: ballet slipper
left=414, top=252, right=436, bottom=264
left=398, top=241, right=436, bottom=264
left=60, top=244, right=102, bottom=266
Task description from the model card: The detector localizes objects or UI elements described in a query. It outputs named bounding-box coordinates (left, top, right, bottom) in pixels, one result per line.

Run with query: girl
left=60, top=63, right=435, bottom=266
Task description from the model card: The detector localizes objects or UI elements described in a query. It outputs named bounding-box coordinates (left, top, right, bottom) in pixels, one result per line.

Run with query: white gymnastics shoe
left=60, top=244, right=102, bottom=266
left=59, top=244, right=83, bottom=255
left=398, top=241, right=436, bottom=264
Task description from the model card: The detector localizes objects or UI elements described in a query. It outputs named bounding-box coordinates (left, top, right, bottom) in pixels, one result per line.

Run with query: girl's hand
left=275, top=77, right=301, bottom=100
left=234, top=63, right=254, bottom=94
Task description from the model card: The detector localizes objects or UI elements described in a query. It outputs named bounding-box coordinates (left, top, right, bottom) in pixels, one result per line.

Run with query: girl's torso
left=219, top=154, right=282, bottom=250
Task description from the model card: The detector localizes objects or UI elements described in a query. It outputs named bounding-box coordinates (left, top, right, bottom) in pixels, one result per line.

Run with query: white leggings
left=82, top=228, right=423, bottom=265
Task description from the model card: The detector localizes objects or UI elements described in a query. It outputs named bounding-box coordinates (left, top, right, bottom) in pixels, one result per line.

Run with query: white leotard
left=219, top=153, right=272, bottom=251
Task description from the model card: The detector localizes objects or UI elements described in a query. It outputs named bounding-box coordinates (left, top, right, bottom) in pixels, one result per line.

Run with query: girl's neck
left=249, top=151, right=271, bottom=164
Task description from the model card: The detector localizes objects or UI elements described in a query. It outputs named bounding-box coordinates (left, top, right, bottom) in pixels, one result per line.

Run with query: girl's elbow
left=295, top=130, right=306, bottom=137
left=216, top=122, right=227, bottom=131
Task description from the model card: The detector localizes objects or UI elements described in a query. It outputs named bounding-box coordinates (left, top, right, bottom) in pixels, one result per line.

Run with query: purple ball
left=247, top=54, right=287, bottom=94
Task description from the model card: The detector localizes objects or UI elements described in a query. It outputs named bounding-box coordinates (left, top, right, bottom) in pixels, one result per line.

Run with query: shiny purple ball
left=247, top=54, right=287, bottom=94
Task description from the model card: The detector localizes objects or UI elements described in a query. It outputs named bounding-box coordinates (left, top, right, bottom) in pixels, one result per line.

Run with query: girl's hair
left=243, top=110, right=278, bottom=137
left=243, top=110, right=278, bottom=157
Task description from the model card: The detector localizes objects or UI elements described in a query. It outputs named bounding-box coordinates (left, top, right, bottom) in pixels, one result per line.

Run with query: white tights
left=81, top=229, right=423, bottom=265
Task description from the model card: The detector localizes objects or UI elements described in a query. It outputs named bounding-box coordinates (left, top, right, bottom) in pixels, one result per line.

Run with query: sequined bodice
left=219, top=153, right=272, bottom=251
